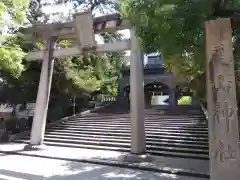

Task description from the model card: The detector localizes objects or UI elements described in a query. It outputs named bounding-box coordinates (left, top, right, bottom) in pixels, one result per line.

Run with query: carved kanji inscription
left=215, top=140, right=237, bottom=164
left=213, top=102, right=221, bottom=125
left=222, top=102, right=234, bottom=133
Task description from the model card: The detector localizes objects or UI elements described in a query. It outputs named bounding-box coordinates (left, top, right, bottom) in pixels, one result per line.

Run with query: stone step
left=51, top=125, right=208, bottom=137
left=49, top=126, right=208, bottom=137
left=160, top=111, right=204, bottom=114
left=58, top=123, right=208, bottom=134
left=65, top=123, right=207, bottom=129
left=45, top=131, right=209, bottom=145
left=67, top=118, right=208, bottom=124
left=14, top=139, right=209, bottom=160
left=97, top=107, right=202, bottom=110
left=14, top=102, right=209, bottom=161
left=61, top=121, right=208, bottom=130
left=75, top=115, right=206, bottom=120
left=61, top=123, right=208, bottom=132
left=92, top=107, right=202, bottom=115
left=148, top=110, right=203, bottom=112
left=45, top=129, right=208, bottom=140
left=19, top=136, right=209, bottom=155
left=42, top=134, right=209, bottom=149
left=91, top=109, right=202, bottom=113
left=71, top=118, right=207, bottom=124
left=20, top=136, right=209, bottom=154
left=61, top=120, right=207, bottom=128
left=80, top=110, right=204, bottom=114
left=73, top=117, right=206, bottom=122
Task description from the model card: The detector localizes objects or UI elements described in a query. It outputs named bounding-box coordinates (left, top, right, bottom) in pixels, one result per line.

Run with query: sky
left=39, top=0, right=163, bottom=64
left=42, top=1, right=130, bottom=38
left=41, top=1, right=130, bottom=51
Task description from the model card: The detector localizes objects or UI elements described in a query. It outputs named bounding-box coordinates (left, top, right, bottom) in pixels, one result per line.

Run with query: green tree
left=0, top=0, right=28, bottom=26
left=0, top=0, right=29, bottom=77
left=0, top=0, right=125, bottom=119
left=120, top=0, right=240, bottom=101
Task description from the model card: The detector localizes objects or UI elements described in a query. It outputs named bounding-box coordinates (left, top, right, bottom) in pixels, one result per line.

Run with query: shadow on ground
left=46, top=161, right=182, bottom=180
left=0, top=153, right=208, bottom=180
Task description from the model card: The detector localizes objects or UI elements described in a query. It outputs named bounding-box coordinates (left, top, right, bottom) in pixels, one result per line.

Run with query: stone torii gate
left=22, top=10, right=146, bottom=154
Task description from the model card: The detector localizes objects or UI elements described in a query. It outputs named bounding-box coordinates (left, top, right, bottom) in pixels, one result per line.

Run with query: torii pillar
left=205, top=18, right=240, bottom=180
left=27, top=36, right=56, bottom=147
left=130, top=29, right=146, bottom=154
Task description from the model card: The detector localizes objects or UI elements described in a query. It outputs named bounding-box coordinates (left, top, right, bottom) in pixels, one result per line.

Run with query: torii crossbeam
left=23, top=10, right=146, bottom=155
left=23, top=12, right=131, bottom=60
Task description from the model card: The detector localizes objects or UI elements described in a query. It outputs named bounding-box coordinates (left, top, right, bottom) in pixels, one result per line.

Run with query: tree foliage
left=0, top=0, right=125, bottom=119
left=0, top=0, right=29, bottom=26
left=71, top=0, right=119, bottom=13
left=0, top=0, right=29, bottom=77
left=120, top=0, right=240, bottom=101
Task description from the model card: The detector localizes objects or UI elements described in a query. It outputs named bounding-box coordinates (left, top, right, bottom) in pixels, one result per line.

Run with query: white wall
left=0, top=103, right=36, bottom=119
left=0, top=105, right=13, bottom=113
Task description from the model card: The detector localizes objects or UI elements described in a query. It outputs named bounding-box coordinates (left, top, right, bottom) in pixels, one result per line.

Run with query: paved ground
left=0, top=143, right=209, bottom=176
left=0, top=153, right=208, bottom=180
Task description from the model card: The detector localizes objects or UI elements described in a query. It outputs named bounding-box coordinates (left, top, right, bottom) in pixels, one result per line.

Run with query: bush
left=5, top=117, right=30, bottom=134
left=178, top=96, right=192, bottom=105
left=5, top=117, right=20, bottom=134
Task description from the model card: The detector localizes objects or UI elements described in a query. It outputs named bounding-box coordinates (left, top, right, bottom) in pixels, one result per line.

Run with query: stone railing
left=101, top=96, right=116, bottom=102
left=92, top=94, right=116, bottom=102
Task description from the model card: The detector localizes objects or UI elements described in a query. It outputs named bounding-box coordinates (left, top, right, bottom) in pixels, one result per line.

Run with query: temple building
left=118, top=53, right=176, bottom=107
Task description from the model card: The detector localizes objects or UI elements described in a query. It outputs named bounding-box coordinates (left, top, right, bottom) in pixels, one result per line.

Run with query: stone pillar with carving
left=205, top=18, right=240, bottom=180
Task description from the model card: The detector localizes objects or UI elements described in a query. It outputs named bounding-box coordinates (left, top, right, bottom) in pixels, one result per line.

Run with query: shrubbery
left=4, top=117, right=32, bottom=134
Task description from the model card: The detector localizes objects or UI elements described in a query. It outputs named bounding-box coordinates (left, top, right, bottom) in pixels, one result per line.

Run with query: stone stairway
left=13, top=99, right=209, bottom=160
